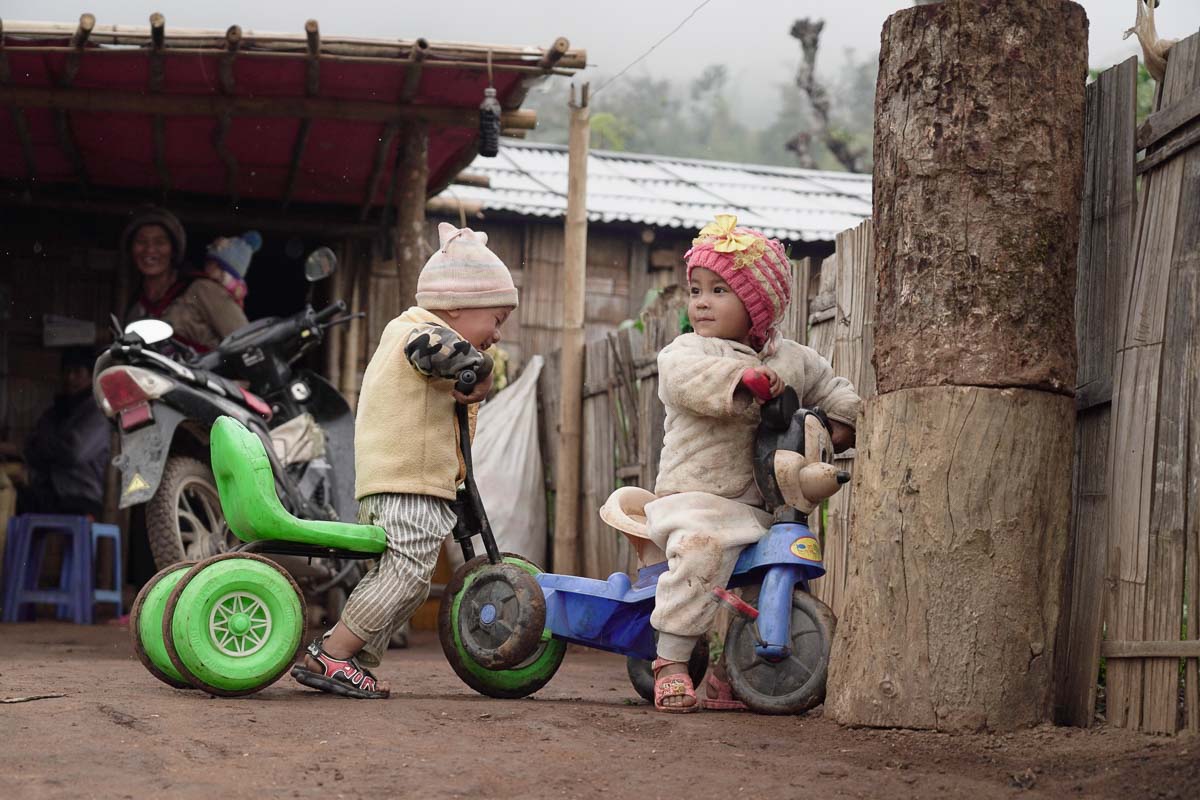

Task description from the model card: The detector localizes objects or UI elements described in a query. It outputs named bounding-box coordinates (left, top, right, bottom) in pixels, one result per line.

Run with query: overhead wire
left=590, top=0, right=718, bottom=97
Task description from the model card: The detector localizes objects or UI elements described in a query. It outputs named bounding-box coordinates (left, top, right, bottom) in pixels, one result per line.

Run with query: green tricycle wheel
left=439, top=553, right=566, bottom=699
left=130, top=561, right=196, bottom=690
left=163, top=553, right=306, bottom=697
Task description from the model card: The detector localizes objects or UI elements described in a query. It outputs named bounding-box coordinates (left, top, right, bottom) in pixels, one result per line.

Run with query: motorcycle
left=93, top=247, right=362, bottom=615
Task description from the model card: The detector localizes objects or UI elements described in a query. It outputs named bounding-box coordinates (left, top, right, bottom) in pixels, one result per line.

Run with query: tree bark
left=870, top=0, right=1088, bottom=395
left=826, top=387, right=1075, bottom=731
left=827, top=0, right=1087, bottom=732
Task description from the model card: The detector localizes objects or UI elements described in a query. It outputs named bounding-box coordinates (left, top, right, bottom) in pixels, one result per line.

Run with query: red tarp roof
left=0, top=20, right=583, bottom=214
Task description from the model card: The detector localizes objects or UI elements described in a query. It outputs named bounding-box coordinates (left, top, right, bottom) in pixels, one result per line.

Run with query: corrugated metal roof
left=439, top=139, right=872, bottom=242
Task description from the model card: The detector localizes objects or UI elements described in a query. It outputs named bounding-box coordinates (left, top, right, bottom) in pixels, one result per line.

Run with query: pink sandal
left=699, top=671, right=747, bottom=711
left=652, top=658, right=700, bottom=713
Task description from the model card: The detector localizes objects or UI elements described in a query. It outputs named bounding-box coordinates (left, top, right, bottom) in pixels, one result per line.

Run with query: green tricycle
left=132, top=367, right=555, bottom=696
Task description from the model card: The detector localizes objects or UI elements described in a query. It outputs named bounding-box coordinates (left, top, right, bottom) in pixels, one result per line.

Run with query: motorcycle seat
left=209, top=415, right=386, bottom=555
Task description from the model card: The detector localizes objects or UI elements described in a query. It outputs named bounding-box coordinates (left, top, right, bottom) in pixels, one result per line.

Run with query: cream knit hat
left=415, top=222, right=519, bottom=310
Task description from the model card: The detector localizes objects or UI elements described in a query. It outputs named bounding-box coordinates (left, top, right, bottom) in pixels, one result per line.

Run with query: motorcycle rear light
left=98, top=369, right=148, bottom=413
left=96, top=366, right=174, bottom=416
left=119, top=402, right=154, bottom=431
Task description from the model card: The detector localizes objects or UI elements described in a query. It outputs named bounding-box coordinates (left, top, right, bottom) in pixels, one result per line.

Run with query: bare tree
left=788, top=19, right=869, bottom=172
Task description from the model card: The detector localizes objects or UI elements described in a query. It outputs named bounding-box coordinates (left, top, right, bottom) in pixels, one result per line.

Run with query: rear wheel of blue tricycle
left=724, top=586, right=835, bottom=715
left=439, top=553, right=566, bottom=699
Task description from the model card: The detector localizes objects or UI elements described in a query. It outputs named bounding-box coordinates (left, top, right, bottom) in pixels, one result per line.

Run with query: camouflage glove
left=403, top=325, right=485, bottom=380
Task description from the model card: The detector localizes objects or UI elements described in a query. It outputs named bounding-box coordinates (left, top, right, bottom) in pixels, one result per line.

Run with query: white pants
left=645, top=491, right=772, bottom=662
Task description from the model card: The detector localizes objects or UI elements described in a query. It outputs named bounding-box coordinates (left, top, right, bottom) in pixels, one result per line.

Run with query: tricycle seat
left=209, top=415, right=386, bottom=555
left=598, top=486, right=667, bottom=567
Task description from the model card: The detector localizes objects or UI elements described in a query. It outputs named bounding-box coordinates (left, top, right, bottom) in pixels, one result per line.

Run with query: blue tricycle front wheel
left=724, top=585, right=835, bottom=715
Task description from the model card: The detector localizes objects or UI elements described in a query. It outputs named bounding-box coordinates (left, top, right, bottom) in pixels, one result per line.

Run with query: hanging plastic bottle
left=478, top=87, right=502, bottom=158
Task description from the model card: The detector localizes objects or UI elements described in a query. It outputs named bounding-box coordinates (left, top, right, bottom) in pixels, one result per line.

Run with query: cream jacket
left=653, top=333, right=861, bottom=499
left=354, top=307, right=477, bottom=501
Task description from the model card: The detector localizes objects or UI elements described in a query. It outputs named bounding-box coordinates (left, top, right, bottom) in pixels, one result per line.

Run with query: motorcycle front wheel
left=146, top=455, right=237, bottom=569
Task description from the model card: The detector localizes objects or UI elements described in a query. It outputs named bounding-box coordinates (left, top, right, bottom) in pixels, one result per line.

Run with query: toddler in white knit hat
left=291, top=222, right=517, bottom=699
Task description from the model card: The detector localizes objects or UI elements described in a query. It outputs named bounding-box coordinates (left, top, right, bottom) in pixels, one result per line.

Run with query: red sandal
left=699, top=671, right=747, bottom=711
left=291, top=639, right=389, bottom=699
left=652, top=658, right=700, bottom=713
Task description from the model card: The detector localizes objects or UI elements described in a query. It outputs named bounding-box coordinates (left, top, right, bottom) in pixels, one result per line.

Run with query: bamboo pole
left=551, top=83, right=589, bottom=576
left=149, top=13, right=169, bottom=194
left=341, top=250, right=364, bottom=411
left=539, top=37, right=570, bottom=71
left=359, top=123, right=399, bottom=221
left=0, top=43, right=577, bottom=75
left=325, top=238, right=347, bottom=388
left=0, top=85, right=539, bottom=129
left=282, top=21, right=320, bottom=209
left=394, top=122, right=429, bottom=312
left=0, top=20, right=587, bottom=69
left=0, top=21, right=38, bottom=181
left=400, top=38, right=429, bottom=102
left=54, top=14, right=91, bottom=188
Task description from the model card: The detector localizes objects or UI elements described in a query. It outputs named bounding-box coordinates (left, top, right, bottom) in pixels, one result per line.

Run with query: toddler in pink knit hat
left=292, top=222, right=516, bottom=700
left=639, top=214, right=861, bottom=712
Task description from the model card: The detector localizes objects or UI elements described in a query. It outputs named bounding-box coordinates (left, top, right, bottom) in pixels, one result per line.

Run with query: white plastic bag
left=450, top=355, right=546, bottom=568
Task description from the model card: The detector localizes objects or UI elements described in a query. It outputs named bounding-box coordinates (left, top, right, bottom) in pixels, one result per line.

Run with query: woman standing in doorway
left=121, top=206, right=252, bottom=352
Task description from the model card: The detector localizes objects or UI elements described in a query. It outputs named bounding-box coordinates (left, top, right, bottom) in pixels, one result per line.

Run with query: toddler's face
left=687, top=268, right=751, bottom=344
left=444, top=305, right=513, bottom=350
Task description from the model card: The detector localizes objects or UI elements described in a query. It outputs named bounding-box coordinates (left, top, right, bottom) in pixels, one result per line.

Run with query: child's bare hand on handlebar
left=452, top=370, right=493, bottom=405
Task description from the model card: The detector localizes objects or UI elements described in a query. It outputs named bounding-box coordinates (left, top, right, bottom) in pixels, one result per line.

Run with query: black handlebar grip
left=455, top=370, right=478, bottom=396
left=313, top=300, right=347, bottom=324
left=454, top=352, right=494, bottom=396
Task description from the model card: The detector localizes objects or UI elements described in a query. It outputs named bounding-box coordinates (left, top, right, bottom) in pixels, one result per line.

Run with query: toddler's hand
left=830, top=419, right=856, bottom=452
left=452, top=370, right=493, bottom=405
left=740, top=367, right=784, bottom=403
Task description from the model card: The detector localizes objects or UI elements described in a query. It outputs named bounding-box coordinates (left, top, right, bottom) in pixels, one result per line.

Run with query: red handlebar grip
left=740, top=368, right=773, bottom=402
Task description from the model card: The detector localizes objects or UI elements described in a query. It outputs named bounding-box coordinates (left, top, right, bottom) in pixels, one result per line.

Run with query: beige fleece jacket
left=653, top=332, right=861, bottom=499
left=354, top=307, right=477, bottom=501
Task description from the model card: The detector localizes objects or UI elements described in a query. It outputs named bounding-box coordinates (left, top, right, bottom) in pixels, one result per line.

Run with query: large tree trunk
left=826, top=0, right=1087, bottom=732
left=826, top=387, right=1075, bottom=730
left=870, top=0, right=1087, bottom=395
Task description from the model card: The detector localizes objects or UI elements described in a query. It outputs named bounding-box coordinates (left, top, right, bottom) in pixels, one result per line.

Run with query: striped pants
left=338, top=492, right=457, bottom=667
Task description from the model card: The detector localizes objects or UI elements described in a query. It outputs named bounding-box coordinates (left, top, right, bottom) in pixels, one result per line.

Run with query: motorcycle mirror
left=304, top=247, right=338, bottom=282
left=124, top=318, right=174, bottom=345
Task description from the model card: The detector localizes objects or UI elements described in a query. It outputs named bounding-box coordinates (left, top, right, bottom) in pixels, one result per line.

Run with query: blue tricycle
left=439, top=385, right=848, bottom=714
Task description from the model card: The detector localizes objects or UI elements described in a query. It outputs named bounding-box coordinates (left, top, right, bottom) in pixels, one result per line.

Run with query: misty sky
left=5, top=1, right=1198, bottom=124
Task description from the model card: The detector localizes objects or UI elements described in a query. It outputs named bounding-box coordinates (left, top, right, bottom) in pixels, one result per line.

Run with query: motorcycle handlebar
left=313, top=301, right=347, bottom=324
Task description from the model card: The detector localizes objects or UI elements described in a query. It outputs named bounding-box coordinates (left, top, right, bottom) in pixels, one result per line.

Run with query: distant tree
left=589, top=111, right=636, bottom=150
left=788, top=18, right=874, bottom=173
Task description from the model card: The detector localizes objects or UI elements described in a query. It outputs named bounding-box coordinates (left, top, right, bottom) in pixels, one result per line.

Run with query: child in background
left=203, top=231, right=261, bottom=308
left=646, top=214, right=861, bottom=712
left=291, top=222, right=517, bottom=699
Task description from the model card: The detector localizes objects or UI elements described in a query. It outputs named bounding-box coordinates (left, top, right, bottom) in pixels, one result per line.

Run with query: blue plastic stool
left=1, top=514, right=121, bottom=624
left=91, top=523, right=123, bottom=618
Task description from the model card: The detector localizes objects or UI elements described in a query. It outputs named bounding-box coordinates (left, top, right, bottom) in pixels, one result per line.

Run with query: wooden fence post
left=551, top=84, right=589, bottom=575
left=1103, top=33, right=1200, bottom=735
left=1052, top=57, right=1137, bottom=728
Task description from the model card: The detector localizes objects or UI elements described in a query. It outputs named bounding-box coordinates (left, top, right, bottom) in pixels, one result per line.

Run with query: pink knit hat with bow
left=416, top=222, right=519, bottom=310
left=685, top=214, right=792, bottom=348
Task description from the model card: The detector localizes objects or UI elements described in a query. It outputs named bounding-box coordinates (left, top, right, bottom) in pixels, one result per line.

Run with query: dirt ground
left=0, top=623, right=1195, bottom=800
